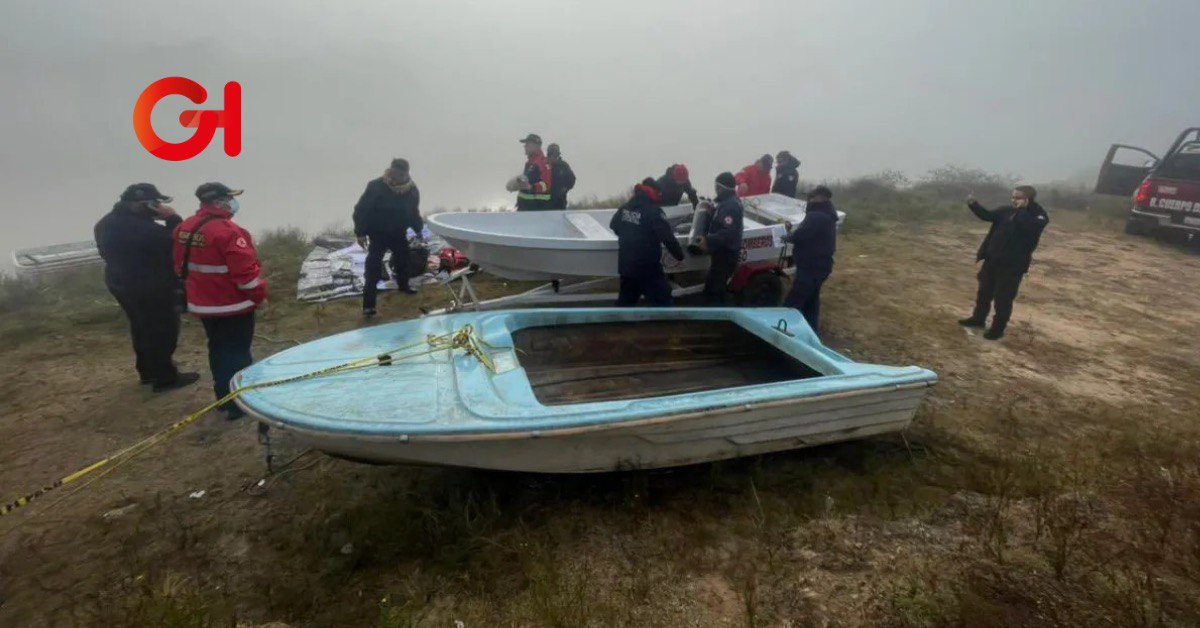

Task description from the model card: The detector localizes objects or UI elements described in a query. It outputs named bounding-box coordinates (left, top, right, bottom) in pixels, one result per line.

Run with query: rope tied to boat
left=1, top=324, right=497, bottom=519
left=426, top=324, right=497, bottom=373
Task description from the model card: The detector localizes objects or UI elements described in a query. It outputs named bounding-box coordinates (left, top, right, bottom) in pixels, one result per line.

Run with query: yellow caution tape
left=1, top=325, right=493, bottom=517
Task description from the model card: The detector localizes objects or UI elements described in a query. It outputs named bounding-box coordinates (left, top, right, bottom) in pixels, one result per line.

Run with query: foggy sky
left=2, top=0, right=1199, bottom=264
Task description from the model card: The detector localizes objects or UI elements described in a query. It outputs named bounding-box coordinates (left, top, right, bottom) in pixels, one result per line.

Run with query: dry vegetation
left=2, top=169, right=1199, bottom=627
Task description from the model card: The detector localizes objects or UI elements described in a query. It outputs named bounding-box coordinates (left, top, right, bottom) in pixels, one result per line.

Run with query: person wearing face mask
left=94, top=183, right=200, bottom=391
left=353, top=158, right=424, bottom=317
left=173, top=182, right=267, bottom=420
left=958, top=185, right=1049, bottom=340
left=782, top=186, right=838, bottom=335
left=699, top=172, right=745, bottom=305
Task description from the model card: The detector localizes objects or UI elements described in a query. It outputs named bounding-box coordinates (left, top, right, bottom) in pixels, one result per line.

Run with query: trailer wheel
left=736, top=272, right=784, bottom=307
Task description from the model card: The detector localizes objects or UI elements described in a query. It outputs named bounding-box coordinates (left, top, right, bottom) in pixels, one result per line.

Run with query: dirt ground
left=2, top=216, right=1200, bottom=626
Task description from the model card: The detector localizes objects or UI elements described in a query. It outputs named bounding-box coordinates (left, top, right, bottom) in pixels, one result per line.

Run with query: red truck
left=1095, top=127, right=1200, bottom=241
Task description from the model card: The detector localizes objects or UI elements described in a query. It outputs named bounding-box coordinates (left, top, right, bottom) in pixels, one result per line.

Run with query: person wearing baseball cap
left=172, top=182, right=266, bottom=420
left=94, top=183, right=200, bottom=391
left=655, top=164, right=699, bottom=210
left=546, top=143, right=576, bottom=210
left=515, top=133, right=553, bottom=210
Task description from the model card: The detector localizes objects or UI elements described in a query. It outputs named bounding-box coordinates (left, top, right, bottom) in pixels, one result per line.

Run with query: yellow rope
left=1, top=324, right=494, bottom=518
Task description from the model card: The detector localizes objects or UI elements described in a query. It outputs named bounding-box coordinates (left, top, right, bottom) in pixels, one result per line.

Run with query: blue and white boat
left=233, top=308, right=937, bottom=473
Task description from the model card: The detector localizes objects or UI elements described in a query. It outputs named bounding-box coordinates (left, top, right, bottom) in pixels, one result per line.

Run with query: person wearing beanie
left=353, top=157, right=424, bottom=316
left=656, top=164, right=699, bottom=209
left=700, top=172, right=745, bottom=305
left=94, top=183, right=200, bottom=391
left=783, top=185, right=838, bottom=334
left=734, top=154, right=774, bottom=197
left=608, top=178, right=685, bottom=306
left=515, top=133, right=553, bottom=210
left=958, top=185, right=1049, bottom=340
left=772, top=151, right=802, bottom=198
left=547, top=143, right=576, bottom=210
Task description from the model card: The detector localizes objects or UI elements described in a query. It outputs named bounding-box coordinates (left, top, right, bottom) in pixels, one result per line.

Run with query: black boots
left=152, top=371, right=201, bottom=392
left=959, top=316, right=1006, bottom=340
left=983, top=325, right=1006, bottom=341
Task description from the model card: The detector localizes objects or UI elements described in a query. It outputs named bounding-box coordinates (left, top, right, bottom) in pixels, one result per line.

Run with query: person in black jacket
left=772, top=151, right=801, bottom=198
left=609, top=178, right=685, bottom=306
left=783, top=186, right=837, bottom=334
left=700, top=172, right=745, bottom=305
left=656, top=164, right=699, bottom=209
left=547, top=143, right=576, bottom=209
left=958, top=185, right=1049, bottom=340
left=94, top=183, right=199, bottom=391
left=353, top=158, right=424, bottom=316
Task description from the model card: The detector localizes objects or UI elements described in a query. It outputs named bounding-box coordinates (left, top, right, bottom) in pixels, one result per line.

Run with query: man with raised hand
left=958, top=185, right=1050, bottom=340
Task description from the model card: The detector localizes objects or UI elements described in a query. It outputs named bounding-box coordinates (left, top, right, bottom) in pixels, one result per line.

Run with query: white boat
left=427, top=194, right=838, bottom=282
left=233, top=307, right=937, bottom=473
left=12, top=240, right=102, bottom=278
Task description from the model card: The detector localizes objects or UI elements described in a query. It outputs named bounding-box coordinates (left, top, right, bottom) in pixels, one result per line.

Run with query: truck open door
left=1095, top=144, right=1159, bottom=196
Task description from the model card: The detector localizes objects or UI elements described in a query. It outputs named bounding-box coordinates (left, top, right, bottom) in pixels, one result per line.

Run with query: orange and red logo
left=133, top=77, right=241, bottom=161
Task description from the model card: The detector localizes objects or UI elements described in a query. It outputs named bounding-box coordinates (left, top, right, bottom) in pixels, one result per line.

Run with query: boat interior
left=512, top=320, right=822, bottom=405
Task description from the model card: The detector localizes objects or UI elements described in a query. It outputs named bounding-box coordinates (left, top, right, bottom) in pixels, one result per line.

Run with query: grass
left=79, top=573, right=239, bottom=628
left=821, top=166, right=1132, bottom=235
left=5, top=165, right=1200, bottom=626
left=0, top=265, right=122, bottom=346
left=0, top=226, right=317, bottom=348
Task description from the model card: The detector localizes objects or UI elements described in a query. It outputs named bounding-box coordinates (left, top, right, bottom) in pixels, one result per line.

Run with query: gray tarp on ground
left=296, top=228, right=452, bottom=302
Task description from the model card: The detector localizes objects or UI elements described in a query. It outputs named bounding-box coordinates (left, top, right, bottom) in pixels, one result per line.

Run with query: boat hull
left=248, top=383, right=928, bottom=473
left=429, top=206, right=787, bottom=281
left=435, top=237, right=785, bottom=281
left=232, top=308, right=936, bottom=473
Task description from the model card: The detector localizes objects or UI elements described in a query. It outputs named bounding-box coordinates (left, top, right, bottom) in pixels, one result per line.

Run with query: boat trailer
left=424, top=258, right=795, bottom=315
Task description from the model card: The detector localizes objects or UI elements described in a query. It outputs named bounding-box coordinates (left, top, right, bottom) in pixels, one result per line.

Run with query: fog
left=2, top=0, right=1198, bottom=264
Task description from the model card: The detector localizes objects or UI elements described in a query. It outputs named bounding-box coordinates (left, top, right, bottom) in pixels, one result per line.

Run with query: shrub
left=912, top=165, right=1018, bottom=203
left=255, top=227, right=312, bottom=302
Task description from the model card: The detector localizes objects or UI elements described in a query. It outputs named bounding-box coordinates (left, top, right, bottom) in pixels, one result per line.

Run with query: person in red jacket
left=734, top=154, right=774, bottom=197
left=173, top=182, right=267, bottom=420
left=515, top=133, right=553, bottom=210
